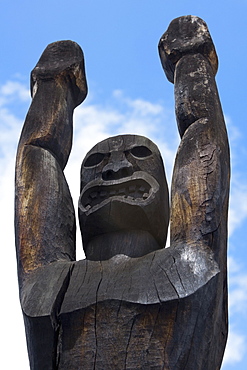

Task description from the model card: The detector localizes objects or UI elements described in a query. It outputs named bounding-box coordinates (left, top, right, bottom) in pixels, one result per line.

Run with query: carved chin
left=79, top=172, right=159, bottom=215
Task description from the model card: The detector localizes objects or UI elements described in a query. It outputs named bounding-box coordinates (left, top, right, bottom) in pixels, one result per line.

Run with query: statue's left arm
left=159, top=16, right=230, bottom=272
left=157, top=17, right=230, bottom=368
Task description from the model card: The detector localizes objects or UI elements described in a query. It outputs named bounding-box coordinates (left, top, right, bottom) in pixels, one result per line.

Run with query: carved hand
left=158, top=15, right=218, bottom=84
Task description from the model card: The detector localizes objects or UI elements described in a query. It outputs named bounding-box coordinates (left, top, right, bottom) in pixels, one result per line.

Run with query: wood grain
left=15, top=16, right=229, bottom=369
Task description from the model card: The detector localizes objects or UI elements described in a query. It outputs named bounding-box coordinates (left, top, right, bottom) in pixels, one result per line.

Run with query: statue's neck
left=84, top=230, right=161, bottom=261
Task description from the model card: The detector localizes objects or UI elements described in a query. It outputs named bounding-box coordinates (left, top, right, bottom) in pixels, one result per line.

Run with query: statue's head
left=79, top=134, right=169, bottom=258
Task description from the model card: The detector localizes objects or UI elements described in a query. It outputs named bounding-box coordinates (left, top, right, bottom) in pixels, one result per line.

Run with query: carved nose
left=102, top=153, right=133, bottom=181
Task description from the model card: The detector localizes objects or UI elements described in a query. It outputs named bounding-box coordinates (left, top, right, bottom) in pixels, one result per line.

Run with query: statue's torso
left=21, top=245, right=225, bottom=369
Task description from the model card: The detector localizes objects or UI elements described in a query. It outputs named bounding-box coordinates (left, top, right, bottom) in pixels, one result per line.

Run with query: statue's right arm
left=15, top=41, right=87, bottom=284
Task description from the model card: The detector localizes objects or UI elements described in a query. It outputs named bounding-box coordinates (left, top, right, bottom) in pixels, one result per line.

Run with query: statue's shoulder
left=20, top=260, right=73, bottom=317
left=21, top=243, right=219, bottom=317
left=60, top=243, right=219, bottom=313
left=154, top=243, right=220, bottom=299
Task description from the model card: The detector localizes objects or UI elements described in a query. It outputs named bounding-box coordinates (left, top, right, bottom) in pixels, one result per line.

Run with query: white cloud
left=0, top=80, right=30, bottom=107
left=220, top=256, right=247, bottom=367
left=225, top=115, right=241, bottom=144
left=0, top=80, right=30, bottom=159
left=226, top=115, right=247, bottom=237
left=228, top=256, right=247, bottom=314
left=223, top=329, right=246, bottom=366
left=113, top=89, right=164, bottom=116
left=228, top=181, right=247, bottom=237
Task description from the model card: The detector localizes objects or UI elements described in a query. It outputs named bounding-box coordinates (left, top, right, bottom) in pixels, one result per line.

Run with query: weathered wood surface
left=15, top=40, right=87, bottom=285
left=15, top=16, right=230, bottom=369
left=79, top=133, right=169, bottom=260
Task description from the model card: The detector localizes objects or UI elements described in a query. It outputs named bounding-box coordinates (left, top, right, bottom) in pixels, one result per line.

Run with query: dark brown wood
left=15, top=40, right=87, bottom=285
left=15, top=16, right=229, bottom=369
left=79, top=134, right=169, bottom=259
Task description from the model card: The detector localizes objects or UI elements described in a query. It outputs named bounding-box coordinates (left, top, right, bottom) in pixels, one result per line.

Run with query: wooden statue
left=15, top=16, right=230, bottom=369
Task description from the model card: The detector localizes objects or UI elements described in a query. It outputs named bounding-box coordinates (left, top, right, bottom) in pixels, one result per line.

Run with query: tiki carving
left=15, top=16, right=230, bottom=369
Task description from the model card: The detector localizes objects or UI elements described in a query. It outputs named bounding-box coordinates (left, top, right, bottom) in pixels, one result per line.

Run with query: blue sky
left=1, top=1, right=247, bottom=368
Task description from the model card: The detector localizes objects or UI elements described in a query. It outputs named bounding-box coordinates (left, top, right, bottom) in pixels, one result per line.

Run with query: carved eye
left=84, top=153, right=105, bottom=167
left=130, top=146, right=152, bottom=158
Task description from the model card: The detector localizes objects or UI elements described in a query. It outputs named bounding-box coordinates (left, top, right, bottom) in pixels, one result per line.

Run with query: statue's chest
left=58, top=300, right=178, bottom=369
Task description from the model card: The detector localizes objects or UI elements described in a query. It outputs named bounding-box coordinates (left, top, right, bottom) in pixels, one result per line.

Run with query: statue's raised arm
left=15, top=41, right=87, bottom=284
left=159, top=16, right=230, bottom=269
left=156, top=16, right=230, bottom=368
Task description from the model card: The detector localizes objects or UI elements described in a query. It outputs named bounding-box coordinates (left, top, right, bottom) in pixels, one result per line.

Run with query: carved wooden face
left=79, top=135, right=169, bottom=253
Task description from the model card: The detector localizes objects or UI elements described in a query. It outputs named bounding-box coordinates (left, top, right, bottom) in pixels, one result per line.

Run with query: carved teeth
left=129, top=185, right=136, bottom=193
left=139, top=186, right=146, bottom=193
left=90, top=191, right=98, bottom=199
left=88, top=185, right=150, bottom=202
left=83, top=181, right=151, bottom=209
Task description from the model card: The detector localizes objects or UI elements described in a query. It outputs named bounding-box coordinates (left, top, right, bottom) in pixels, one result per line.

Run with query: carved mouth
left=79, top=172, right=159, bottom=213
left=81, top=180, right=151, bottom=211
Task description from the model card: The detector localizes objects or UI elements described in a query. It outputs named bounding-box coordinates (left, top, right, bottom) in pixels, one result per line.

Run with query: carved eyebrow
left=129, top=146, right=152, bottom=158
left=84, top=152, right=106, bottom=167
